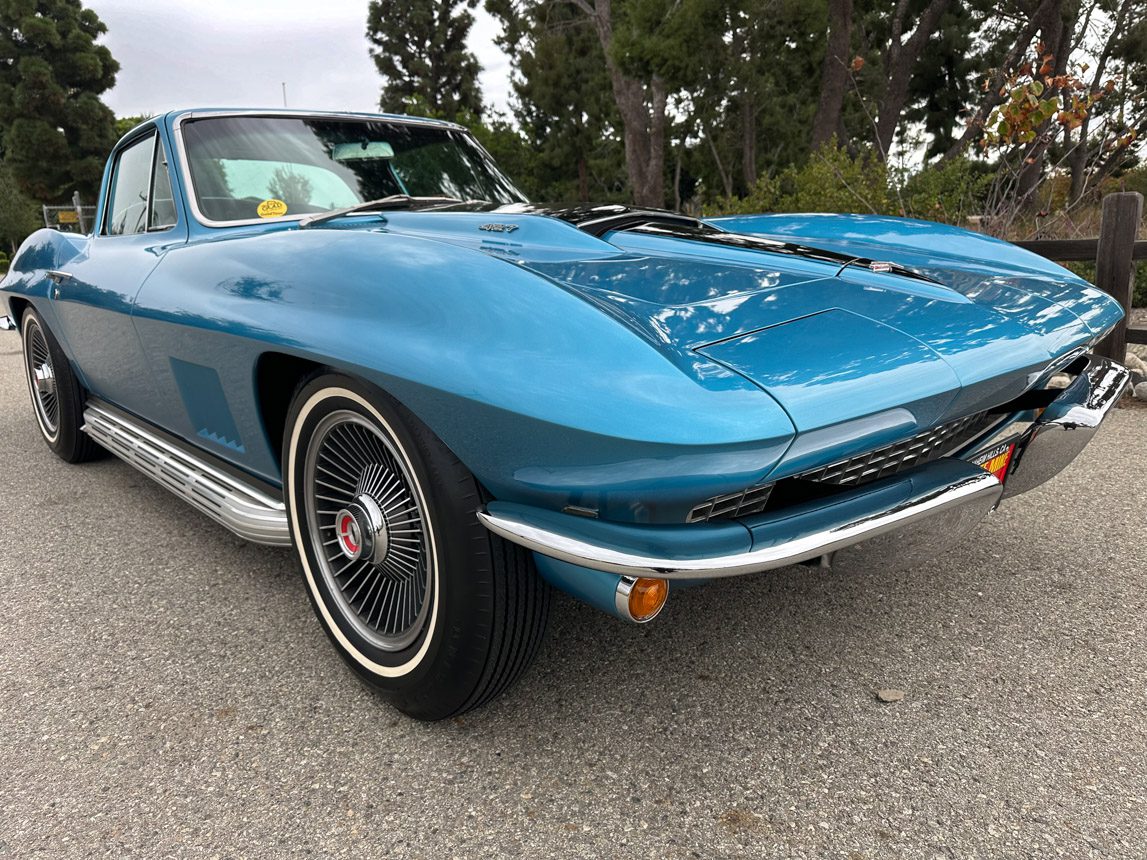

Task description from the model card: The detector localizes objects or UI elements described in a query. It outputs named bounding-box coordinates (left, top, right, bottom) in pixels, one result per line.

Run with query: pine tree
left=366, top=0, right=484, bottom=121
left=0, top=159, right=41, bottom=251
left=487, top=0, right=624, bottom=203
left=0, top=0, right=119, bottom=201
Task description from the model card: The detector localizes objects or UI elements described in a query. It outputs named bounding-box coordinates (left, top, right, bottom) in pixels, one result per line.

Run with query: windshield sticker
left=257, top=199, right=288, bottom=218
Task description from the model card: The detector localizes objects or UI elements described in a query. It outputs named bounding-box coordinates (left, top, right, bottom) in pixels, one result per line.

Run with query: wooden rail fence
left=1013, top=191, right=1146, bottom=360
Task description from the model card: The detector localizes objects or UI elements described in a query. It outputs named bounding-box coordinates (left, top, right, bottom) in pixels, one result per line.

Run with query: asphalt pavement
left=1, top=338, right=1145, bottom=859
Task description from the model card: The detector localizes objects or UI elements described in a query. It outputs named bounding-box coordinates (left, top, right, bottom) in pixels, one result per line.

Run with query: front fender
left=706, top=213, right=1124, bottom=337
left=132, top=227, right=797, bottom=523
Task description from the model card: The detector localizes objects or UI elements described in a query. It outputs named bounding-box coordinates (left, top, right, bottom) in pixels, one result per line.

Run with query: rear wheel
left=20, top=308, right=101, bottom=463
left=283, top=373, right=549, bottom=720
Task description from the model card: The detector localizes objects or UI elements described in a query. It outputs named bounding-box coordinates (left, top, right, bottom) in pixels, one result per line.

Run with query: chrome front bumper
left=480, top=355, right=1129, bottom=580
left=1000, top=355, right=1130, bottom=498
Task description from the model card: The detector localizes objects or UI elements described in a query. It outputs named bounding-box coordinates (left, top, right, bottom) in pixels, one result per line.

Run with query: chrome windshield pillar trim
left=1001, top=354, right=1130, bottom=499
left=478, top=470, right=1003, bottom=580
left=0, top=315, right=14, bottom=332
left=82, top=404, right=290, bottom=546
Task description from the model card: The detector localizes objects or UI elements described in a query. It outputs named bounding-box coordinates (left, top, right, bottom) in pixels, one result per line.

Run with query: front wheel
left=283, top=373, right=549, bottom=720
left=19, top=307, right=101, bottom=463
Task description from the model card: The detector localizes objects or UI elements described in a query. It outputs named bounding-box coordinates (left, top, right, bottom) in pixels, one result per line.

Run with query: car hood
left=378, top=205, right=1122, bottom=459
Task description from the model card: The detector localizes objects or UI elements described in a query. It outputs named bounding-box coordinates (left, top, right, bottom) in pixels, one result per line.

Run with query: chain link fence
left=42, top=192, right=96, bottom=234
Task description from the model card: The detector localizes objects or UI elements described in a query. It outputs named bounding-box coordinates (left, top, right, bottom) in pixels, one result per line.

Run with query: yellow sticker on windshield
left=257, top=199, right=288, bottom=218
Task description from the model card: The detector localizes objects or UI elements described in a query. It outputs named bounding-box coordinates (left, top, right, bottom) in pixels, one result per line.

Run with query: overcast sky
left=86, top=0, right=512, bottom=120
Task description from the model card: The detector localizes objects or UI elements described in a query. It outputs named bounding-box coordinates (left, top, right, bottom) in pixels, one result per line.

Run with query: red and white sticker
left=973, top=441, right=1016, bottom=483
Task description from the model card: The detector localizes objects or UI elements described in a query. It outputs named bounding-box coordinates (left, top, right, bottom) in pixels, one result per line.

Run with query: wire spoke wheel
left=286, top=376, right=549, bottom=718
left=302, top=410, right=433, bottom=652
left=24, top=317, right=60, bottom=437
left=17, top=309, right=100, bottom=464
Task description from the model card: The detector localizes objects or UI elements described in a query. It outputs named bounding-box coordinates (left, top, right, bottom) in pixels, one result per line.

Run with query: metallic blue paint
left=0, top=109, right=1127, bottom=614
left=533, top=556, right=631, bottom=620
left=532, top=555, right=701, bottom=621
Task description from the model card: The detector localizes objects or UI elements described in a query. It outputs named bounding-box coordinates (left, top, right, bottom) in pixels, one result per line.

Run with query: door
left=50, top=129, right=188, bottom=417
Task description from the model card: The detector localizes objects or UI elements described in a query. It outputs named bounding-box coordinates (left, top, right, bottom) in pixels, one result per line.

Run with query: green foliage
left=903, top=1, right=983, bottom=160
left=900, top=157, right=995, bottom=224
left=679, top=0, right=824, bottom=199
left=708, top=148, right=994, bottom=225
left=485, top=0, right=627, bottom=203
left=0, top=0, right=119, bottom=201
left=0, top=250, right=9, bottom=272
left=709, top=142, right=895, bottom=216
left=114, top=114, right=153, bottom=140
left=0, top=160, right=42, bottom=251
left=366, top=0, right=483, bottom=122
left=980, top=61, right=1102, bottom=151
left=1119, top=165, right=1147, bottom=197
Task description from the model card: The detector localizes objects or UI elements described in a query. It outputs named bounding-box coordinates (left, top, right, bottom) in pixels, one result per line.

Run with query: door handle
left=46, top=270, right=73, bottom=284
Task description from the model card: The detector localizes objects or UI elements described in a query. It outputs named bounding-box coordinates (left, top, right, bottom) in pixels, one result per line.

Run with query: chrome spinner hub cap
left=34, top=363, right=57, bottom=397
left=304, top=411, right=432, bottom=652
left=334, top=494, right=390, bottom=564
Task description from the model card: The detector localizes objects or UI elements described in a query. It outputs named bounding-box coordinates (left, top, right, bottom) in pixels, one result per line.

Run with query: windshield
left=180, top=115, right=527, bottom=223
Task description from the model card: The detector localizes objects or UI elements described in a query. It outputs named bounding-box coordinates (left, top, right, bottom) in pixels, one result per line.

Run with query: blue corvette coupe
left=0, top=109, right=1130, bottom=719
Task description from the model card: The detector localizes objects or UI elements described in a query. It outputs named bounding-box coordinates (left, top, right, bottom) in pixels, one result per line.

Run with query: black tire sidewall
left=20, top=308, right=90, bottom=461
left=283, top=374, right=499, bottom=712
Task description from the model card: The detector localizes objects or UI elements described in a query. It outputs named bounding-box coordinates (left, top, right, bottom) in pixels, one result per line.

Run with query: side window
left=105, top=134, right=155, bottom=236
left=148, top=141, right=177, bottom=231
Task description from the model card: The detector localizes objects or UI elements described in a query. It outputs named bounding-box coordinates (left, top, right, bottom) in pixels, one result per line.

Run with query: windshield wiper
left=298, top=195, right=469, bottom=228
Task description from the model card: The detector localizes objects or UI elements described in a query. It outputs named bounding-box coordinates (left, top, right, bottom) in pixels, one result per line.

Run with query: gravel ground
left=0, top=339, right=1145, bottom=859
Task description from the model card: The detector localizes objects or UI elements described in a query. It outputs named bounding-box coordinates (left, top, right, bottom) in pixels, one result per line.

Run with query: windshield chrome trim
left=170, top=109, right=470, bottom=230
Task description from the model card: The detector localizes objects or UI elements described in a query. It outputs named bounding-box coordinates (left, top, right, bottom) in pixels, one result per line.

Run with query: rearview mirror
left=331, top=141, right=395, bottom=161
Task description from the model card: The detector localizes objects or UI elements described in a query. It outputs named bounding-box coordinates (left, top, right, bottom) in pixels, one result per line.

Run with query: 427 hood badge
left=478, top=223, right=519, bottom=233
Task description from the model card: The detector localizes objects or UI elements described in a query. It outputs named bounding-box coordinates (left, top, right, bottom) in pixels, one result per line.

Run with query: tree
left=545, top=0, right=667, bottom=207
left=904, top=1, right=983, bottom=159
left=487, top=0, right=625, bottom=202
left=268, top=166, right=315, bottom=208
left=0, top=0, right=119, bottom=202
left=114, top=114, right=153, bottom=140
left=811, top=0, right=853, bottom=149
left=939, top=0, right=1058, bottom=161
left=679, top=0, right=823, bottom=200
left=366, top=0, right=484, bottom=121
left=1063, top=0, right=1147, bottom=203
left=871, top=0, right=953, bottom=159
left=0, top=160, right=41, bottom=253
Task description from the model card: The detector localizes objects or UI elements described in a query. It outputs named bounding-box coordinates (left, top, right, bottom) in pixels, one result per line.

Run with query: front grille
left=797, top=411, right=996, bottom=487
left=687, top=483, right=774, bottom=523
left=685, top=411, right=998, bottom=524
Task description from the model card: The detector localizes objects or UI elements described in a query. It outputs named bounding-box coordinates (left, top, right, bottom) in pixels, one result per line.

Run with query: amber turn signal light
left=626, top=577, right=668, bottom=622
